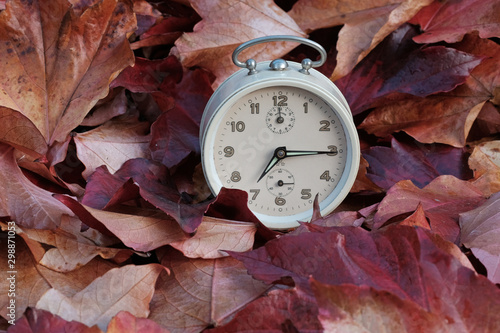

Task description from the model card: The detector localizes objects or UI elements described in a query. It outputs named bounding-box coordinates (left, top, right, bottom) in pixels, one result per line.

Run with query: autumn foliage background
left=0, top=0, right=500, bottom=331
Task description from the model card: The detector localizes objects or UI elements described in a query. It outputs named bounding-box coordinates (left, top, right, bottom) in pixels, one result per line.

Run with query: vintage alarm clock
left=200, top=35, right=360, bottom=230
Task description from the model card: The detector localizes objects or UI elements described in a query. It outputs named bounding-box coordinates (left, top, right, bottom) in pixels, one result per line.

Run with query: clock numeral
left=250, top=103, right=260, bottom=114
left=303, top=102, right=308, bottom=113
left=230, top=171, right=241, bottom=182
left=301, top=189, right=312, bottom=200
left=231, top=121, right=245, bottom=132
left=223, top=146, right=234, bottom=157
left=275, top=197, right=286, bottom=206
left=327, top=145, right=338, bottom=156
left=319, top=120, right=331, bottom=131
left=320, top=170, right=331, bottom=181
left=272, top=95, right=288, bottom=106
left=249, top=189, right=260, bottom=200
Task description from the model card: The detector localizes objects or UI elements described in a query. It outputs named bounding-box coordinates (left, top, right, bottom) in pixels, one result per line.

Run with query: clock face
left=205, top=84, right=354, bottom=229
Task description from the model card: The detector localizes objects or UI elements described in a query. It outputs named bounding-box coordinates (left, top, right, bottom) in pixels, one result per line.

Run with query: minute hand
left=286, top=150, right=336, bottom=157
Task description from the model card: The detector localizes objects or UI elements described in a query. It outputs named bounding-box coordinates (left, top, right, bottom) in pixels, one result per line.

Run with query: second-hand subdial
left=266, top=169, right=295, bottom=197
left=266, top=106, right=295, bottom=134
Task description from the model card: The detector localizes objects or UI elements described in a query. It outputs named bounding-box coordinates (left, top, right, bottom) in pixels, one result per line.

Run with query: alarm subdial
left=266, top=169, right=295, bottom=197
left=266, top=106, right=295, bottom=134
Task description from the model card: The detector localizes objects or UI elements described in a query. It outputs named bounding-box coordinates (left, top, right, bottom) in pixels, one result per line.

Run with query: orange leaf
left=106, top=311, right=170, bottom=333
left=0, top=0, right=136, bottom=154
left=174, top=0, right=305, bottom=87
left=35, top=264, right=166, bottom=331
left=468, top=140, right=500, bottom=196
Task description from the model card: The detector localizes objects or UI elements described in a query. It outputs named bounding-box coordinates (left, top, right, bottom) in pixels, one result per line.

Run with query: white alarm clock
left=200, top=36, right=360, bottom=230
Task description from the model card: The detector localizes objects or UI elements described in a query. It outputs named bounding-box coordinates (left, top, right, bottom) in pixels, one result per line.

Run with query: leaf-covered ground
left=1, top=0, right=500, bottom=332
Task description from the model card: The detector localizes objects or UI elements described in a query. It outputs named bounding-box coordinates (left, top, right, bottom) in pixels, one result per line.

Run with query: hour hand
left=257, top=146, right=287, bottom=182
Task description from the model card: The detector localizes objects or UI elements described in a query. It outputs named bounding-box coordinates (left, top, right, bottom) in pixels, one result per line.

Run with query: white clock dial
left=209, top=85, right=350, bottom=227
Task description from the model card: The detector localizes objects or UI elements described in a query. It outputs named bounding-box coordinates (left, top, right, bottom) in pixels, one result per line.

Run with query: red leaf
left=363, top=137, right=471, bottom=190
left=411, top=0, right=500, bottom=43
left=373, top=176, right=485, bottom=242
left=9, top=308, right=102, bottom=333
left=336, top=24, right=484, bottom=115
left=207, top=288, right=321, bottom=332
left=460, top=191, right=500, bottom=284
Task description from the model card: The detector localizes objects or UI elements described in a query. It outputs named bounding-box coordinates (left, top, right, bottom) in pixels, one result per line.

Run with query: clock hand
left=286, top=149, right=337, bottom=157
left=257, top=146, right=287, bottom=182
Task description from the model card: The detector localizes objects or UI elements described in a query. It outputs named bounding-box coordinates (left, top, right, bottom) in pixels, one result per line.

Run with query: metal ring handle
left=232, top=35, right=327, bottom=69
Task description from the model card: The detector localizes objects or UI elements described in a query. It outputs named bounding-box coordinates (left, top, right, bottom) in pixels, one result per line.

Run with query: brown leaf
left=311, top=280, right=446, bottom=332
left=411, top=0, right=500, bottom=43
left=288, top=0, right=433, bottom=80
left=174, top=0, right=305, bottom=87
left=35, top=264, right=165, bottom=331
left=399, top=203, right=430, bottom=230
left=149, top=249, right=270, bottom=332
left=468, top=141, right=500, bottom=197
left=170, top=216, right=257, bottom=259
left=0, top=144, right=72, bottom=229
left=373, top=175, right=485, bottom=243
left=460, top=191, right=500, bottom=284
left=74, top=116, right=151, bottom=179
left=106, top=311, right=170, bottom=333
left=16, top=215, right=131, bottom=272
left=0, top=0, right=136, bottom=154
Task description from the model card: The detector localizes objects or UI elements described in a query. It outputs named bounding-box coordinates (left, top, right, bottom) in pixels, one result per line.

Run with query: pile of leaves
left=1, top=0, right=500, bottom=331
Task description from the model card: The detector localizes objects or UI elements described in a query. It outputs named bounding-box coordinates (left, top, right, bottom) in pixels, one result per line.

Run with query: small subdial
left=266, top=106, right=295, bottom=134
left=266, top=169, right=295, bottom=197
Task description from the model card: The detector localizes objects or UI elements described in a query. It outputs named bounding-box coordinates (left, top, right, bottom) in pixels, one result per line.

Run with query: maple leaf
left=35, top=264, right=166, bottom=331
left=149, top=248, right=270, bottom=332
left=460, top=191, right=500, bottom=284
left=0, top=0, right=136, bottom=157
left=411, top=0, right=500, bottom=43
left=173, top=0, right=306, bottom=87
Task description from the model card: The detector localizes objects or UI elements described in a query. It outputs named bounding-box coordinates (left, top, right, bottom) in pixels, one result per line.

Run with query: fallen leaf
left=149, top=249, right=270, bottom=332
left=398, top=203, right=430, bottom=230
left=336, top=24, right=484, bottom=116
left=468, top=140, right=500, bottom=196
left=0, top=143, right=73, bottom=229
left=311, top=280, right=446, bottom=333
left=411, top=0, right=500, bottom=43
left=16, top=215, right=131, bottom=272
left=9, top=308, right=102, bottom=333
left=0, top=0, right=136, bottom=155
left=174, top=0, right=305, bottom=87
left=36, top=264, right=165, bottom=331
left=460, top=191, right=500, bottom=284
left=80, top=88, right=129, bottom=127
left=74, top=116, right=152, bottom=179
left=232, top=224, right=500, bottom=331
left=106, top=311, right=170, bottom=333
left=207, top=288, right=322, bottom=332
left=363, top=137, right=471, bottom=190
left=373, top=175, right=485, bottom=242
left=170, top=216, right=257, bottom=259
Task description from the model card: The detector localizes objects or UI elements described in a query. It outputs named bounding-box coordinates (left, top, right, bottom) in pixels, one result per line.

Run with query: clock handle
left=232, top=35, right=327, bottom=74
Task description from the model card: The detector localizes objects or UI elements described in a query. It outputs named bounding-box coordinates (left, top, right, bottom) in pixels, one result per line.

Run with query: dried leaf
left=74, top=117, right=151, bottom=179
left=174, top=0, right=305, bottom=87
left=0, top=143, right=72, bottom=229
left=411, top=0, right=500, bottom=43
left=468, top=141, right=500, bottom=196
left=149, top=249, right=269, bottom=332
left=460, top=191, right=500, bottom=284
left=36, top=264, right=165, bottom=331
left=106, top=311, right=170, bottom=333
left=0, top=0, right=136, bottom=154
left=170, top=216, right=257, bottom=259
left=9, top=308, right=102, bottom=333
left=373, top=175, right=485, bottom=242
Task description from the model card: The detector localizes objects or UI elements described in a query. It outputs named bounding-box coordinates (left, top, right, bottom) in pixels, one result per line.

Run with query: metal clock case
left=200, top=36, right=360, bottom=230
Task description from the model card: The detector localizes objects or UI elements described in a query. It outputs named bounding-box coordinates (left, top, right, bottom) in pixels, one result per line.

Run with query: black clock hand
left=257, top=146, right=287, bottom=182
left=286, top=149, right=337, bottom=157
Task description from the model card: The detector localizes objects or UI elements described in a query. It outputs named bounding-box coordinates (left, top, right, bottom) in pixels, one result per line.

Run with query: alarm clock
left=200, top=35, right=360, bottom=230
